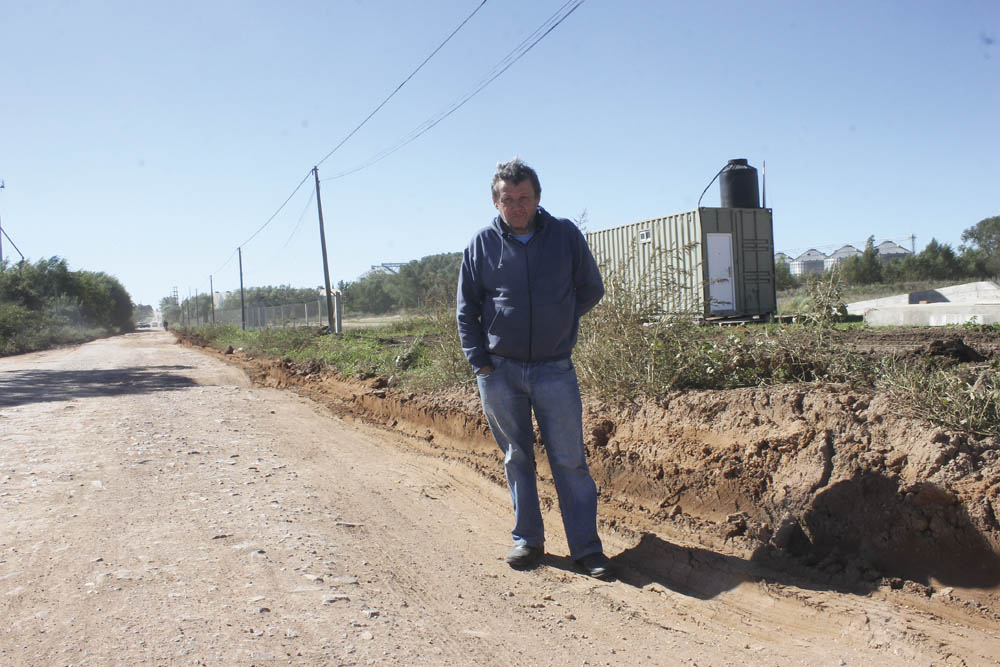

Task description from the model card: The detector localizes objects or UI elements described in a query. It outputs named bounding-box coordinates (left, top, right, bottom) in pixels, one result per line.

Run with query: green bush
left=0, top=303, right=106, bottom=355
left=0, top=257, right=134, bottom=353
left=0, top=304, right=51, bottom=355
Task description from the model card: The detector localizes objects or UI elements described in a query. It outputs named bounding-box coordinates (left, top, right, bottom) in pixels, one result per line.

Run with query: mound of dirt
left=178, top=331, right=1000, bottom=594
left=586, top=386, right=1000, bottom=589
left=842, top=327, right=1000, bottom=362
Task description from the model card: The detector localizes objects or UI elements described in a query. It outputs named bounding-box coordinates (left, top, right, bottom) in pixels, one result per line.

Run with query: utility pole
left=313, top=167, right=339, bottom=334
left=0, top=180, right=5, bottom=269
left=761, top=161, right=766, bottom=209
left=238, top=247, right=246, bottom=331
left=209, top=275, right=216, bottom=324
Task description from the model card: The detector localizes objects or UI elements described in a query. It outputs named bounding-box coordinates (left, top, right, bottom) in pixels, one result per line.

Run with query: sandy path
left=1, top=332, right=998, bottom=665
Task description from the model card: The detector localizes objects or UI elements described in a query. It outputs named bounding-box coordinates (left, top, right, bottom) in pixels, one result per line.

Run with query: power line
left=202, top=1, right=581, bottom=292
left=314, top=0, right=489, bottom=169
left=212, top=3, right=488, bottom=280
left=282, top=189, right=316, bottom=250
left=1, top=225, right=25, bottom=262
left=257, top=188, right=318, bottom=270
left=237, top=169, right=314, bottom=250
left=206, top=168, right=315, bottom=285
left=211, top=247, right=241, bottom=279
left=206, top=4, right=491, bottom=285
left=324, top=0, right=585, bottom=181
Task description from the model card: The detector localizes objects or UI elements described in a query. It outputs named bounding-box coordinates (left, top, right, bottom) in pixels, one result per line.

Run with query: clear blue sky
left=2, top=0, right=997, bottom=307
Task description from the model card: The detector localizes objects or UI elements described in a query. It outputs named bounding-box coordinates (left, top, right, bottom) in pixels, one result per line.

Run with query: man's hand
left=476, top=365, right=495, bottom=375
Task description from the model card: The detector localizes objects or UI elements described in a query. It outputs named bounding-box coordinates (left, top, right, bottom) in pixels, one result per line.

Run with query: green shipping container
left=584, top=207, right=776, bottom=319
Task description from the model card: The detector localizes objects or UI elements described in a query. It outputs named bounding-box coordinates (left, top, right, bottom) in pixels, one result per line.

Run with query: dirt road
left=2, top=332, right=998, bottom=665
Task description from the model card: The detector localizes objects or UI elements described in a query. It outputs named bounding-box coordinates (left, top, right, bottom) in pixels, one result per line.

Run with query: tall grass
left=573, top=250, right=877, bottom=401
left=401, top=301, right=470, bottom=390
left=188, top=310, right=470, bottom=389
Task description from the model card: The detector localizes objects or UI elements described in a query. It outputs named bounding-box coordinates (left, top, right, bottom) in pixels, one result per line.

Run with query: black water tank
left=719, top=159, right=760, bottom=208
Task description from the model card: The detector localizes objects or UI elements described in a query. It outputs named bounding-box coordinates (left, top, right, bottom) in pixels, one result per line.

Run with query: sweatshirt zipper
left=525, top=235, right=533, bottom=361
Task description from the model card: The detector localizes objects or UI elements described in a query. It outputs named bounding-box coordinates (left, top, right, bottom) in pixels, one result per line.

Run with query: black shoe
left=575, top=552, right=611, bottom=578
left=505, top=545, right=543, bottom=570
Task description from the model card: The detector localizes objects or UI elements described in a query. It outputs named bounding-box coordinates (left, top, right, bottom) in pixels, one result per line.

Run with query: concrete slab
left=860, top=303, right=1000, bottom=327
left=845, top=281, right=1000, bottom=327
left=847, top=281, right=1000, bottom=316
left=932, top=281, right=1000, bottom=303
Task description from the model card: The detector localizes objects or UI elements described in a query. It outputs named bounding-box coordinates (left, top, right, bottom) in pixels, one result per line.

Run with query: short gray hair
left=491, top=157, right=541, bottom=201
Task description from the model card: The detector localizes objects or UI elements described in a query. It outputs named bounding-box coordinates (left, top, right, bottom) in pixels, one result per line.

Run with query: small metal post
left=334, top=291, right=343, bottom=334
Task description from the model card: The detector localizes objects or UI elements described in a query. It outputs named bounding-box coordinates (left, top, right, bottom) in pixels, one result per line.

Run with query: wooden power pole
left=313, top=167, right=338, bottom=334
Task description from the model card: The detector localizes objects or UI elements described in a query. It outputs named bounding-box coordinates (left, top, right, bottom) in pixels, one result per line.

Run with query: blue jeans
left=476, top=354, right=602, bottom=561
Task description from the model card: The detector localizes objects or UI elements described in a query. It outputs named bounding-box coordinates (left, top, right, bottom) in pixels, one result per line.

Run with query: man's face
left=493, top=179, right=540, bottom=233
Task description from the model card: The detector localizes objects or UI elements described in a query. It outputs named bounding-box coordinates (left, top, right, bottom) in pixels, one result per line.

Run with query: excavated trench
left=179, top=331, right=1000, bottom=596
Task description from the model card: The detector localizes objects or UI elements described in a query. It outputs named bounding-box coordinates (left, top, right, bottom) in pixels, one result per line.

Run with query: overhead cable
left=210, top=168, right=311, bottom=280
left=325, top=0, right=585, bottom=180
left=314, top=0, right=489, bottom=169
left=282, top=190, right=317, bottom=250
left=238, top=169, right=314, bottom=249
left=211, top=247, right=240, bottom=278
left=259, top=188, right=318, bottom=268
left=0, top=225, right=26, bottom=262
left=208, top=1, right=488, bottom=281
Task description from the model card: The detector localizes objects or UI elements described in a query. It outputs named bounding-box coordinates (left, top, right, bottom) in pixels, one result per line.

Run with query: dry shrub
left=801, top=271, right=848, bottom=329
left=575, top=245, right=705, bottom=401
left=878, top=359, right=1000, bottom=438
left=575, top=248, right=874, bottom=402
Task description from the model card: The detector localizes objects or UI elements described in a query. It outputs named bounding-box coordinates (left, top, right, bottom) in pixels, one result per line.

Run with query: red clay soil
left=180, top=328, right=1000, bottom=604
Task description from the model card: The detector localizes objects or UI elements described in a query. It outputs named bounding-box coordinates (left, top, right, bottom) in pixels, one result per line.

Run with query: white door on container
left=706, top=233, right=734, bottom=313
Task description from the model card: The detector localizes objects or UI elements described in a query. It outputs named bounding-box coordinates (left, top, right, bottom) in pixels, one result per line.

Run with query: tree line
left=162, top=214, right=999, bottom=325
left=162, top=253, right=465, bottom=322
left=777, top=215, right=1000, bottom=290
left=0, top=257, right=134, bottom=355
left=339, top=252, right=462, bottom=315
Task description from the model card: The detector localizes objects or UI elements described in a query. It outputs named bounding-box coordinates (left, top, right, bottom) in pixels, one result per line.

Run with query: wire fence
left=178, top=296, right=343, bottom=331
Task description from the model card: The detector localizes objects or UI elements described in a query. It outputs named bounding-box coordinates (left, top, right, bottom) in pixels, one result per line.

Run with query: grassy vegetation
left=0, top=257, right=135, bottom=356
left=0, top=304, right=109, bottom=356
left=572, top=262, right=879, bottom=402
left=188, top=305, right=469, bottom=390
left=181, top=273, right=999, bottom=440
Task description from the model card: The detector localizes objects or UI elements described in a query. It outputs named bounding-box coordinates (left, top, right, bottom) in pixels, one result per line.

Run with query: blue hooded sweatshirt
left=456, top=207, right=605, bottom=373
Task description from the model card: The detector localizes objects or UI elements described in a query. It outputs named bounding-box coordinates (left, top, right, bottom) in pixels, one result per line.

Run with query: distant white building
left=778, top=239, right=912, bottom=275
left=824, top=244, right=861, bottom=272
left=876, top=240, right=911, bottom=262
left=790, top=249, right=827, bottom=276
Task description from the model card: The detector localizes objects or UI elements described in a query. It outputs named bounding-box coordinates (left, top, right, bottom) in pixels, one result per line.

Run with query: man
left=456, top=158, right=611, bottom=578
